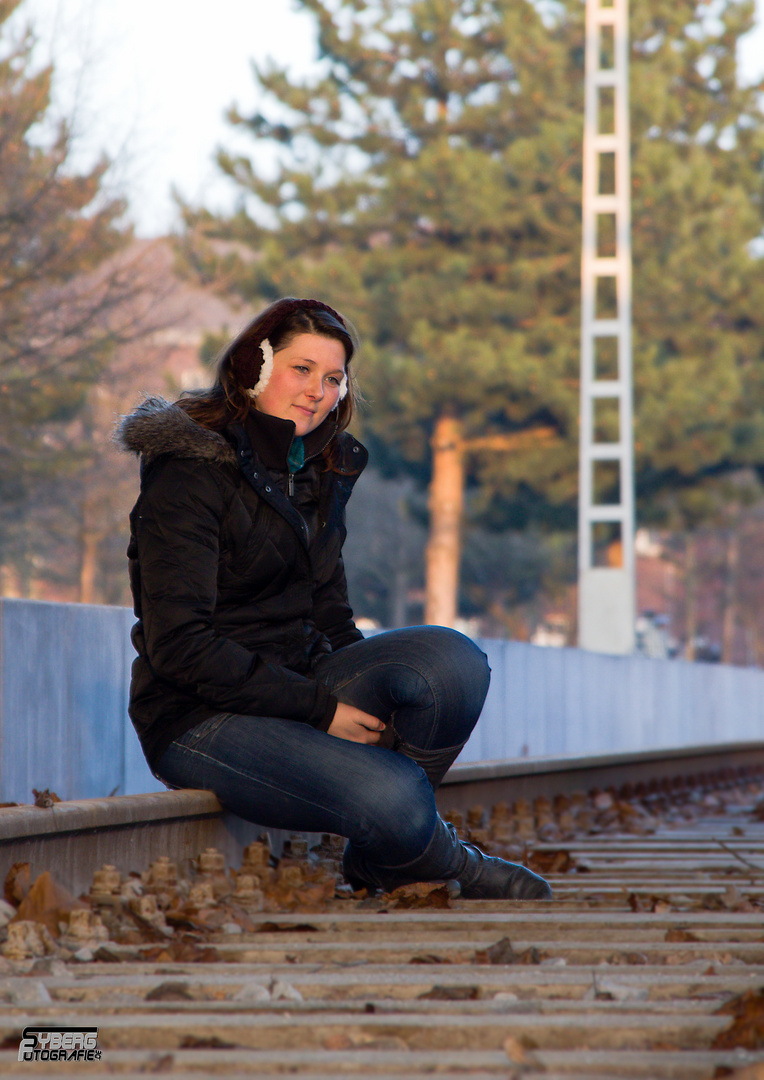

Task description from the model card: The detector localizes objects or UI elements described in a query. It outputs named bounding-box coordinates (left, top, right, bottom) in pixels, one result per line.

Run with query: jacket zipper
left=287, top=427, right=331, bottom=499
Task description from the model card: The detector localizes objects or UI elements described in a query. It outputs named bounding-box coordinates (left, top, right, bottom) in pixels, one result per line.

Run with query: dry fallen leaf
left=4, top=862, right=30, bottom=907
left=32, top=788, right=61, bottom=807
left=179, top=1035, right=239, bottom=1049
left=145, top=981, right=195, bottom=1002
left=323, top=1033, right=354, bottom=1051
left=527, top=849, right=577, bottom=874
left=139, top=1053, right=175, bottom=1074
left=474, top=936, right=517, bottom=965
left=627, top=892, right=673, bottom=913
left=716, top=1065, right=764, bottom=1080
left=12, top=871, right=87, bottom=937
left=713, top=1066, right=764, bottom=1079
left=141, top=938, right=220, bottom=964
left=503, top=1035, right=539, bottom=1064
left=607, top=951, right=649, bottom=965
left=418, top=985, right=481, bottom=1000
left=665, top=928, right=700, bottom=943
left=255, top=921, right=319, bottom=933
left=712, top=988, right=764, bottom=1050
left=386, top=883, right=452, bottom=909
left=0, top=1032, right=25, bottom=1050
left=516, top=946, right=545, bottom=965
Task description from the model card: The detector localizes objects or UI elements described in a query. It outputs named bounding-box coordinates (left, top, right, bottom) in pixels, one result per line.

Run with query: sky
left=10, top=0, right=764, bottom=238
left=11, top=0, right=320, bottom=235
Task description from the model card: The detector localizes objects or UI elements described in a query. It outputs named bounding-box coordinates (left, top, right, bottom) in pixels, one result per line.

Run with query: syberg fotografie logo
left=18, top=1026, right=101, bottom=1062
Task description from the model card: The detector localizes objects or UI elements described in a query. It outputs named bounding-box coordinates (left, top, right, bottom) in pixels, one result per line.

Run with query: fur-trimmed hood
left=114, top=397, right=237, bottom=466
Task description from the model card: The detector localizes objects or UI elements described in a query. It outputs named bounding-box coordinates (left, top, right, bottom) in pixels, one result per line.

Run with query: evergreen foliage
left=178, top=0, right=764, bottom=528
left=0, top=0, right=132, bottom=582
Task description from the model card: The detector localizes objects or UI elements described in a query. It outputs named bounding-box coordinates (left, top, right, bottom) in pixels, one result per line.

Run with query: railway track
left=1, top=742, right=763, bottom=1078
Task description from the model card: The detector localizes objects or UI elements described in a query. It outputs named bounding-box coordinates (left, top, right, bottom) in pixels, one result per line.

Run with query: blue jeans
left=155, top=626, right=490, bottom=871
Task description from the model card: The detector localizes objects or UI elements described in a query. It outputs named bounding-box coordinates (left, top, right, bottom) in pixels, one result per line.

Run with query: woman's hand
left=328, top=703, right=386, bottom=744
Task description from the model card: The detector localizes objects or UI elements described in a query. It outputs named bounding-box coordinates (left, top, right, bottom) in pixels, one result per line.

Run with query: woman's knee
left=414, top=626, right=491, bottom=717
left=434, top=627, right=490, bottom=687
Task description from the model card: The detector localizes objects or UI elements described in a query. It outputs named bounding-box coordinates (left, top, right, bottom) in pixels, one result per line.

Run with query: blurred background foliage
left=2, top=0, right=764, bottom=658
left=178, top=0, right=764, bottom=530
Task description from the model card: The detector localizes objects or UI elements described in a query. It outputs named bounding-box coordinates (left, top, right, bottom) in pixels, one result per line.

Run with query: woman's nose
left=306, top=376, right=324, bottom=399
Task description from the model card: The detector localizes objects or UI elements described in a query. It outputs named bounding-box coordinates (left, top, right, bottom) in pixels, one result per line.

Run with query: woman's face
left=254, top=332, right=347, bottom=437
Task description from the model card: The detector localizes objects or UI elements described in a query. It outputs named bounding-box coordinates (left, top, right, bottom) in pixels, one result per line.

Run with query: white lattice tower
left=577, top=0, right=635, bottom=653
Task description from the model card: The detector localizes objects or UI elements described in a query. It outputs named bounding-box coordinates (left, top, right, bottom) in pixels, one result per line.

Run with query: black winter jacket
left=116, top=397, right=368, bottom=770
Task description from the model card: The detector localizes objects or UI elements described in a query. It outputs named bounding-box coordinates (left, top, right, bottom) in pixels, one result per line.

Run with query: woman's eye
left=326, top=375, right=341, bottom=386
left=294, top=365, right=310, bottom=374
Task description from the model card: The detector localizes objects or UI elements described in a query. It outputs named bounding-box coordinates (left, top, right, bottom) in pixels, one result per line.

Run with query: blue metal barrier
left=1, top=598, right=762, bottom=801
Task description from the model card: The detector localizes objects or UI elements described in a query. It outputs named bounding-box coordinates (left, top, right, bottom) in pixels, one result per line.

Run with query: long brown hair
left=176, top=298, right=358, bottom=468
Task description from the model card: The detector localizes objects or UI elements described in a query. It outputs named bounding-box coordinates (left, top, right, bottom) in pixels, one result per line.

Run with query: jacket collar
left=115, top=395, right=368, bottom=552
left=114, top=396, right=340, bottom=473
left=242, top=409, right=338, bottom=472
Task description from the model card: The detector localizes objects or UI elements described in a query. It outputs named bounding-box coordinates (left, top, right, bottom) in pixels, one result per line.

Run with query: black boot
left=457, top=841, right=552, bottom=899
left=343, top=817, right=551, bottom=900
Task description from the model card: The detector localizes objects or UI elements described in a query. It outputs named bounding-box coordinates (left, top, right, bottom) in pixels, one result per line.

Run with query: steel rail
left=1, top=741, right=763, bottom=895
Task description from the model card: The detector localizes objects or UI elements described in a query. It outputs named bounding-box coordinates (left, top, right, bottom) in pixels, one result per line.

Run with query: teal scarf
left=287, top=436, right=305, bottom=474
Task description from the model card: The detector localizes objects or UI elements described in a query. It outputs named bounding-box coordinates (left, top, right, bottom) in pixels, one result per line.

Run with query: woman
left=117, top=297, right=551, bottom=900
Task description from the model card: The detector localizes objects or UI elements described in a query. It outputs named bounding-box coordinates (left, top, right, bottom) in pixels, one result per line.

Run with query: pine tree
left=179, top=0, right=764, bottom=626
left=0, top=0, right=134, bottom=589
